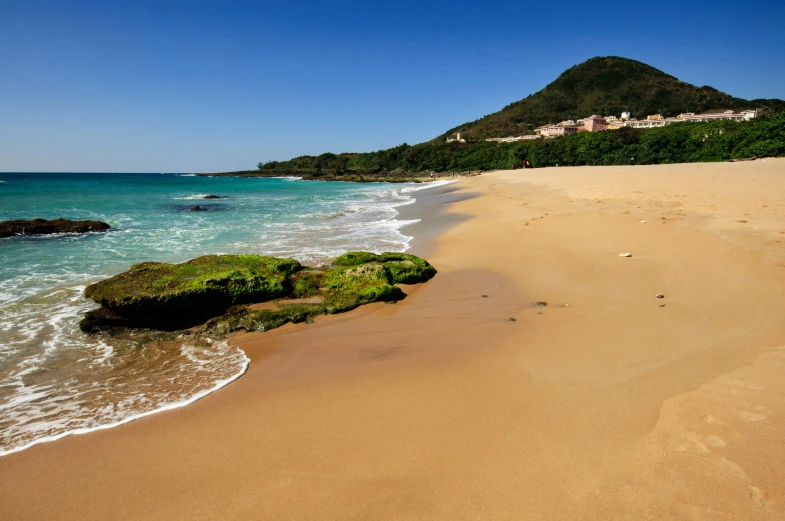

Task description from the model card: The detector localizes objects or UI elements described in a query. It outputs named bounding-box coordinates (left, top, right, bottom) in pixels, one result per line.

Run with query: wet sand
left=2, top=159, right=785, bottom=520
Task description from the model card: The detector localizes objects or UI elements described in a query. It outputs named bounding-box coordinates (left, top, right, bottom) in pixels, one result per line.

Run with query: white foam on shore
left=0, top=343, right=250, bottom=457
left=400, top=179, right=455, bottom=193
left=249, top=180, right=444, bottom=265
left=174, top=194, right=226, bottom=200
left=0, top=176, right=451, bottom=456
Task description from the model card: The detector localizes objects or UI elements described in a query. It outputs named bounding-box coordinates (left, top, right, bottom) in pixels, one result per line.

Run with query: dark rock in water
left=202, top=194, right=225, bottom=199
left=81, top=251, right=438, bottom=336
left=80, top=307, right=137, bottom=334
left=174, top=203, right=227, bottom=212
left=0, top=218, right=111, bottom=239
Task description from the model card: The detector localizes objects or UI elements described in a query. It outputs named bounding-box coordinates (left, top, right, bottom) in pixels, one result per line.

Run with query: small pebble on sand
left=619, top=253, right=633, bottom=257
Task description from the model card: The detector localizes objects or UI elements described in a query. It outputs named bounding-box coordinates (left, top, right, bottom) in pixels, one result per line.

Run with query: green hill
left=443, top=56, right=785, bottom=140
left=203, top=56, right=785, bottom=180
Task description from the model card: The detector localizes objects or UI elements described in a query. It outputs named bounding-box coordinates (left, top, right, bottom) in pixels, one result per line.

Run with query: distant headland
left=200, top=57, right=784, bottom=181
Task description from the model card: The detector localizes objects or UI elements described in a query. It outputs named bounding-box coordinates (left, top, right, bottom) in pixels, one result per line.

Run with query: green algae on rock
left=81, top=251, right=436, bottom=336
left=198, top=263, right=406, bottom=336
left=333, top=252, right=437, bottom=284
left=83, top=254, right=302, bottom=330
left=322, top=263, right=405, bottom=314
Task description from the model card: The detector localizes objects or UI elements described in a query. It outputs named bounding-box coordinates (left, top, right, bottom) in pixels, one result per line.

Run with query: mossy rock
left=83, top=254, right=302, bottom=330
left=323, top=263, right=404, bottom=314
left=202, top=303, right=323, bottom=335
left=333, top=251, right=437, bottom=284
left=332, top=252, right=380, bottom=267
left=290, top=270, right=326, bottom=298
left=81, top=251, right=435, bottom=336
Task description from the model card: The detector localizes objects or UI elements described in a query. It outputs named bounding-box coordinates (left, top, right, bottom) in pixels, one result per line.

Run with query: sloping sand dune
left=2, top=159, right=784, bottom=520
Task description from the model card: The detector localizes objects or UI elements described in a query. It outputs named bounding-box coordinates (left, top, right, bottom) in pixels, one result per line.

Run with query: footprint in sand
left=703, top=414, right=727, bottom=426
left=737, top=411, right=767, bottom=422
left=703, top=435, right=727, bottom=448
left=749, top=486, right=775, bottom=507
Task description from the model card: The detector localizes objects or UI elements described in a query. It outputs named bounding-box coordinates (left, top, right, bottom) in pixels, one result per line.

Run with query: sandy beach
left=3, top=159, right=785, bottom=520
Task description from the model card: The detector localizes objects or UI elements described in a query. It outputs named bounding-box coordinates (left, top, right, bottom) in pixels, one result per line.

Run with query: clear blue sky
left=1, top=0, right=783, bottom=172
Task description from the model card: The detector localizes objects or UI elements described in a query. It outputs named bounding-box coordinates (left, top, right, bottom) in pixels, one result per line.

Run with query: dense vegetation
left=203, top=57, right=784, bottom=181
left=239, top=113, right=785, bottom=179
left=442, top=56, right=785, bottom=140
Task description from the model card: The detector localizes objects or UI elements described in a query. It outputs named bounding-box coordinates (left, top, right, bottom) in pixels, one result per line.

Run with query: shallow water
left=0, top=173, right=447, bottom=454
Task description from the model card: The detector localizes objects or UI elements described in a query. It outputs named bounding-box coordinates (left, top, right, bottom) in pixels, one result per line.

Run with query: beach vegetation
left=238, top=113, right=785, bottom=180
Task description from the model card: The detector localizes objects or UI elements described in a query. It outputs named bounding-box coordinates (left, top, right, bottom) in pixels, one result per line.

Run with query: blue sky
left=1, top=0, right=784, bottom=172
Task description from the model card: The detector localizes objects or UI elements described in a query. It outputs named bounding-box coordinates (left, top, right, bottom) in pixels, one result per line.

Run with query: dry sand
left=2, top=159, right=785, bottom=520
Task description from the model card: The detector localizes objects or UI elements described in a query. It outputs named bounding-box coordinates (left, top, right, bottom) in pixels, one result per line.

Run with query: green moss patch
left=333, top=252, right=437, bottom=284
left=83, top=254, right=302, bottom=330
left=81, top=251, right=436, bottom=335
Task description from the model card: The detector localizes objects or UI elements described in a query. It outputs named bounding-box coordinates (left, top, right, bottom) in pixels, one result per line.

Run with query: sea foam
left=0, top=173, right=444, bottom=455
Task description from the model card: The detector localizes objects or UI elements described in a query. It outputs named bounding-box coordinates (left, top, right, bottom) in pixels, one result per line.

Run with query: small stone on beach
left=656, top=294, right=665, bottom=299
left=508, top=317, right=517, bottom=322
left=535, top=301, right=547, bottom=307
left=481, top=295, right=488, bottom=298
left=659, top=304, right=666, bottom=307
left=641, top=220, right=647, bottom=223
left=619, top=253, right=633, bottom=257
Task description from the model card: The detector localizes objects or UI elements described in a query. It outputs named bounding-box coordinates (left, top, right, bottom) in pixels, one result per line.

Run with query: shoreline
left=3, top=159, right=785, bottom=519
left=0, top=178, right=452, bottom=457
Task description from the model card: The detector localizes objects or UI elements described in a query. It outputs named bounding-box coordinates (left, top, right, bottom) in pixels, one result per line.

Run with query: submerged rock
left=173, top=204, right=227, bottom=212
left=0, top=218, right=111, bottom=239
left=202, top=194, right=225, bottom=199
left=81, top=251, right=437, bottom=336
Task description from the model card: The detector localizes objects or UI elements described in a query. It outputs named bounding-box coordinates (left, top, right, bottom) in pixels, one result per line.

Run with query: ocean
left=0, top=172, right=446, bottom=455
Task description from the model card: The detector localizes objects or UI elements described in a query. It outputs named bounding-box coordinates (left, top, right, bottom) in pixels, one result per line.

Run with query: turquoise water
left=0, top=173, right=442, bottom=454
